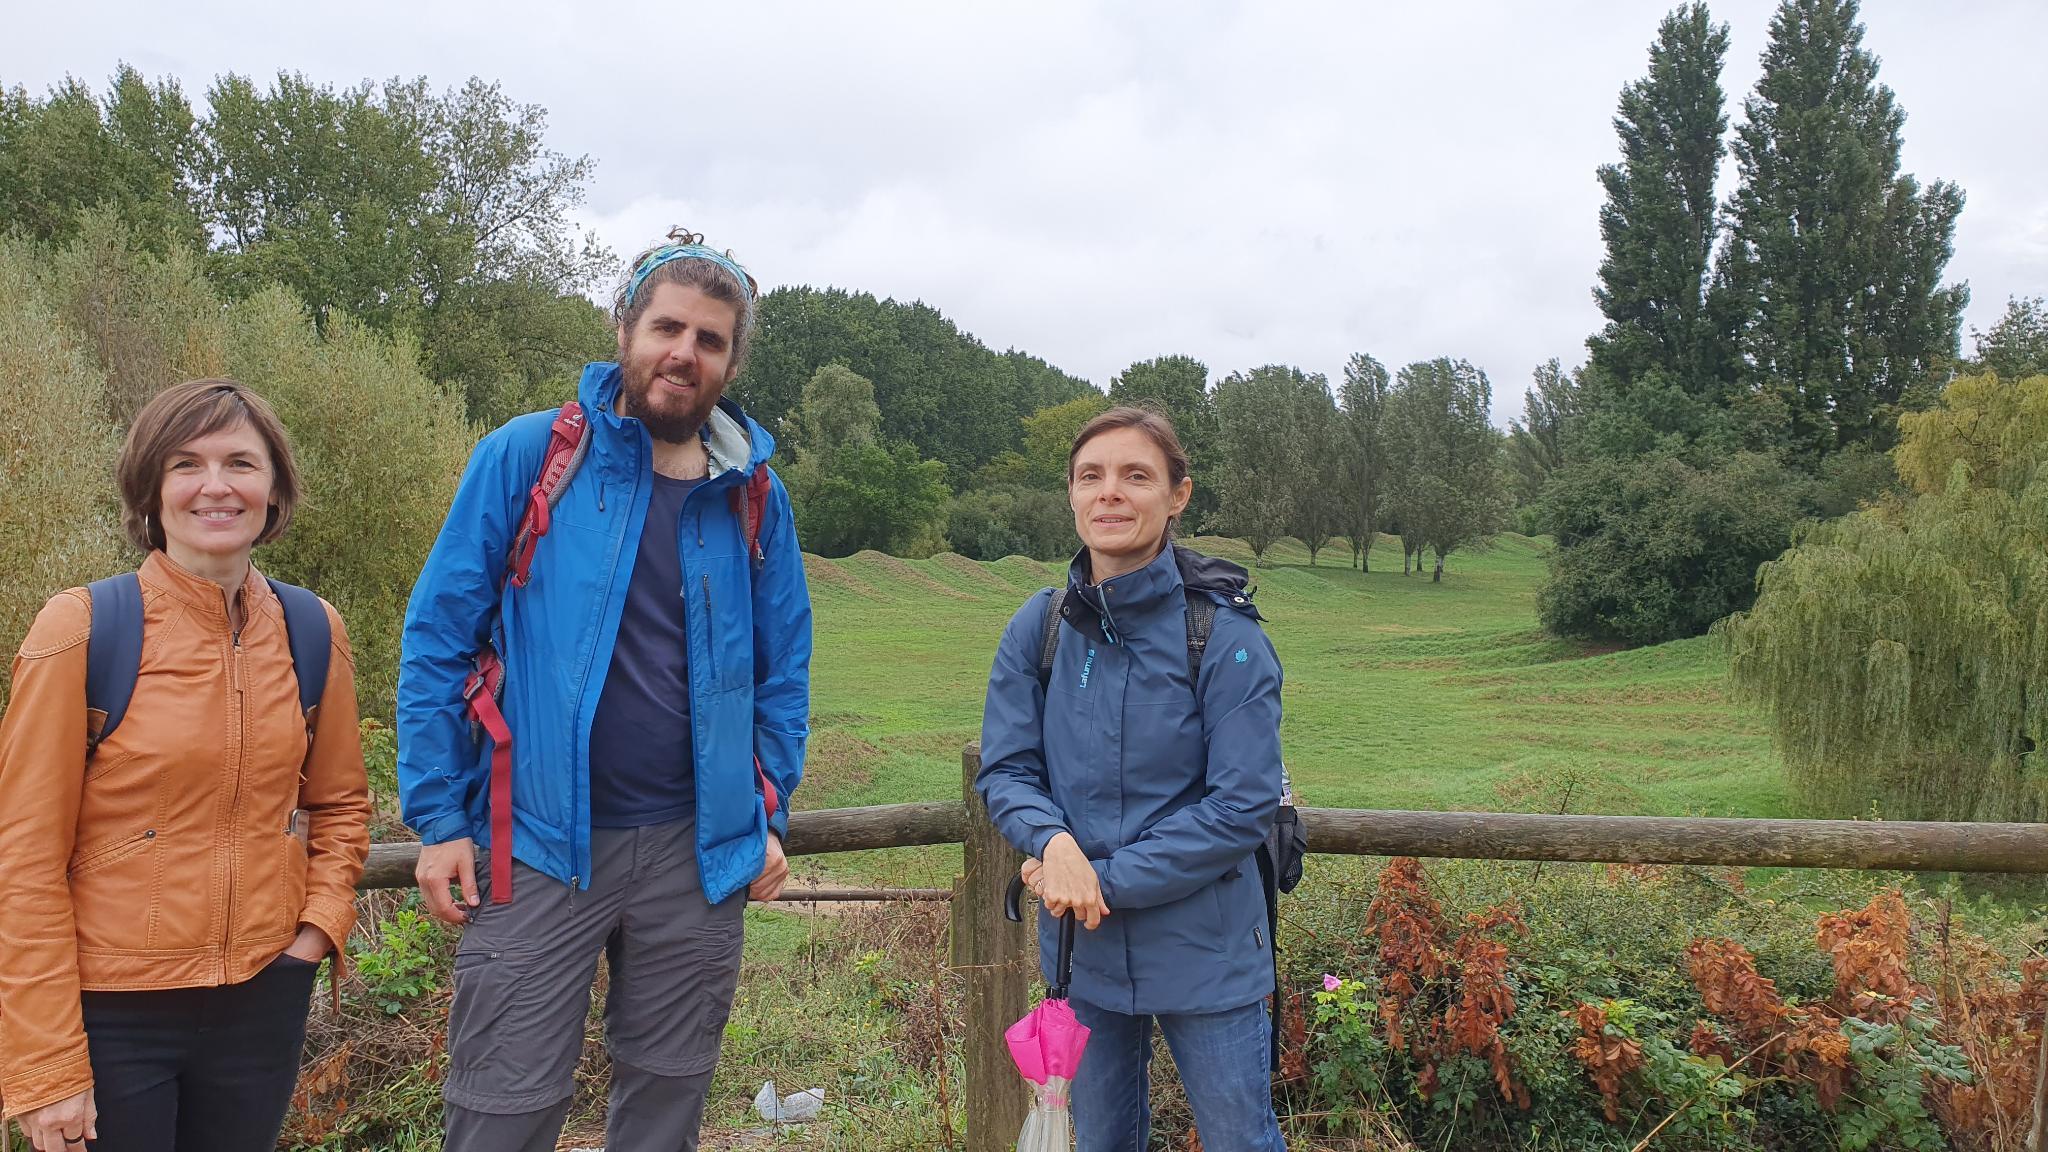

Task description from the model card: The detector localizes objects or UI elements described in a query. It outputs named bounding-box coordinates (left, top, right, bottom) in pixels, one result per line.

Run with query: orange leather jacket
left=0, top=552, right=371, bottom=1118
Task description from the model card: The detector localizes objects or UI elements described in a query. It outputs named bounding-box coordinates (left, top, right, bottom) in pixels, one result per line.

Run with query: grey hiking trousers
left=441, top=817, right=746, bottom=1152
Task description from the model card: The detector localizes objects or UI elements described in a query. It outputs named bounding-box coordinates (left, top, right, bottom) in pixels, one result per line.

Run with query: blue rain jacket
left=397, top=363, right=812, bottom=904
left=978, top=543, right=1283, bottom=1015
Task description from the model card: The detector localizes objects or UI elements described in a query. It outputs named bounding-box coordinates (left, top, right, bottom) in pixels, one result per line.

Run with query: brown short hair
left=1069, top=404, right=1193, bottom=486
left=1069, top=404, right=1195, bottom=534
left=117, top=379, right=302, bottom=552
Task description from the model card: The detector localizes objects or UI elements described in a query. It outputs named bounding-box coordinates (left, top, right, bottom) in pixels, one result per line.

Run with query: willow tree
left=1719, top=372, right=2048, bottom=822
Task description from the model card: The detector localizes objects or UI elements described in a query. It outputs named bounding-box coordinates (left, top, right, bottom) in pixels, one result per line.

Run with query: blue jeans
left=1068, top=997, right=1286, bottom=1152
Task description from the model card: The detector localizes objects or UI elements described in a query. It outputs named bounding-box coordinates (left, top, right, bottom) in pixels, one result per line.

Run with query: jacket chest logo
left=1079, top=647, right=1096, bottom=690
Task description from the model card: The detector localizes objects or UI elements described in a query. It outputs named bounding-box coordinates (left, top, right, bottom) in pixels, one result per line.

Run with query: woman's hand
left=20, top=1087, right=95, bottom=1150
left=1026, top=833, right=1111, bottom=930
left=284, top=923, right=333, bottom=963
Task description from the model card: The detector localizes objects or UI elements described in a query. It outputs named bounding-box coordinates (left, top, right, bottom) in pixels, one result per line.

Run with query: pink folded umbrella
left=1006, top=876, right=1090, bottom=1150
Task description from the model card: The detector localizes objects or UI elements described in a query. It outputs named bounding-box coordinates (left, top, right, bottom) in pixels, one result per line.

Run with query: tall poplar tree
left=1338, top=354, right=1391, bottom=570
left=1715, top=0, right=1967, bottom=458
left=1586, top=4, right=1731, bottom=400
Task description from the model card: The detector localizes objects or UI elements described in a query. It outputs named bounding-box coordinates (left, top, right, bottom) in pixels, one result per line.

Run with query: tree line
left=0, top=62, right=1520, bottom=577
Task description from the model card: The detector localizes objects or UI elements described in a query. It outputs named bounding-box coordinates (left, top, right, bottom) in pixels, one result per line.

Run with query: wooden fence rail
left=356, top=803, right=2048, bottom=888
left=353, top=742, right=2048, bottom=1152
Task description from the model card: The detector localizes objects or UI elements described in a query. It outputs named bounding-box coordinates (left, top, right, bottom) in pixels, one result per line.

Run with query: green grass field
left=790, top=533, right=1786, bottom=889
left=781, top=529, right=2048, bottom=898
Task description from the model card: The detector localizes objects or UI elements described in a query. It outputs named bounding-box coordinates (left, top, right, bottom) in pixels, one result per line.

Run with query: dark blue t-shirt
left=589, top=473, right=702, bottom=828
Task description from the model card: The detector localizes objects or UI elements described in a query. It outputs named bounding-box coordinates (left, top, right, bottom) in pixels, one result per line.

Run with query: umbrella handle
left=1005, top=877, right=1078, bottom=998
left=1051, top=912, right=1075, bottom=999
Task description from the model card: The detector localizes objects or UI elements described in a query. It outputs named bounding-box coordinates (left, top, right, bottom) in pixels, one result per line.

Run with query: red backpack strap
left=461, top=652, right=516, bottom=904
left=505, top=403, right=591, bottom=588
left=726, top=463, right=774, bottom=570
left=465, top=401, right=590, bottom=904
left=756, top=757, right=780, bottom=820
left=728, top=463, right=780, bottom=823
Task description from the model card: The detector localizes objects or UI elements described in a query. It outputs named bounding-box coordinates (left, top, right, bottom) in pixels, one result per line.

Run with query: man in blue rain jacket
left=397, top=234, right=810, bottom=1152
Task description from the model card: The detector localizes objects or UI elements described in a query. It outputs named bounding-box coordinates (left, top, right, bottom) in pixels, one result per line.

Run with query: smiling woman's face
left=157, top=420, right=275, bottom=568
left=1069, top=425, right=1192, bottom=578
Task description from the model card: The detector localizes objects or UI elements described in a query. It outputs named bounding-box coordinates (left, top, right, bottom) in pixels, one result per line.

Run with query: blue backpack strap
left=267, top=578, right=332, bottom=725
left=85, top=573, right=145, bottom=757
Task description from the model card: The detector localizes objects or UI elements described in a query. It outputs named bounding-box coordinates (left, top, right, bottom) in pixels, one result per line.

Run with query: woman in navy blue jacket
left=978, top=406, right=1287, bottom=1151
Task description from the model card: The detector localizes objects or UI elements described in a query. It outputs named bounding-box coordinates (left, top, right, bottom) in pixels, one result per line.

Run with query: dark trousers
left=78, top=954, right=320, bottom=1152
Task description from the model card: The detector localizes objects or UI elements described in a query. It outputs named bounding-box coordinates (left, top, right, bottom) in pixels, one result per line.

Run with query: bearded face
left=615, top=280, right=741, bottom=444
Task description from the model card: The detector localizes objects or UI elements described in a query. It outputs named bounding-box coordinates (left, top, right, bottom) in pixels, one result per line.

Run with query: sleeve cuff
left=414, top=812, right=475, bottom=846
left=300, top=894, right=358, bottom=952
left=768, top=806, right=790, bottom=841
left=1091, top=859, right=1118, bottom=907
left=1031, top=826, right=1069, bottom=859
left=1, top=1048, right=94, bottom=1121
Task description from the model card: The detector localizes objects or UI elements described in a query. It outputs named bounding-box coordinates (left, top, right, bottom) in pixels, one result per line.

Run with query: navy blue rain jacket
left=977, top=543, right=1283, bottom=1015
left=396, top=363, right=812, bottom=905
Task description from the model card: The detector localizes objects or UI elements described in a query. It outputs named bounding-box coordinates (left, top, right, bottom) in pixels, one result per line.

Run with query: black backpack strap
left=1255, top=840, right=1284, bottom=1071
left=1184, top=590, right=1217, bottom=693
left=85, top=573, right=145, bottom=757
left=1036, top=587, right=1068, bottom=690
left=267, top=578, right=332, bottom=728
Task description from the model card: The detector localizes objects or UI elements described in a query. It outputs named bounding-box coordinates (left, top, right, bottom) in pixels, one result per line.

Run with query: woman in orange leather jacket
left=0, top=379, right=371, bottom=1152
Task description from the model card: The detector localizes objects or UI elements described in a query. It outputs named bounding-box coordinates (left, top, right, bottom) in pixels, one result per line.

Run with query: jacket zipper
left=225, top=624, right=244, bottom=977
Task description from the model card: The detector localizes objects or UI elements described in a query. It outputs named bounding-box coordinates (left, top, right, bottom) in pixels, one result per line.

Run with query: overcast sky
left=10, top=1, right=2044, bottom=423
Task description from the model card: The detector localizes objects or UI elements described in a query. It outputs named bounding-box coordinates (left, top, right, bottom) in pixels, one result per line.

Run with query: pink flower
left=1323, top=973, right=1342, bottom=992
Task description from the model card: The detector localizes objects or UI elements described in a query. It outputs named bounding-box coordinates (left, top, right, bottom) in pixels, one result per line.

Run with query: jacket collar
left=1063, top=543, right=1183, bottom=645
left=139, top=550, right=273, bottom=631
left=1061, top=542, right=1263, bottom=645
left=576, top=362, right=777, bottom=483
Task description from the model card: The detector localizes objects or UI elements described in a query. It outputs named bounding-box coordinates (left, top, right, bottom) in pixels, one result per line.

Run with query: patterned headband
left=622, top=228, right=758, bottom=311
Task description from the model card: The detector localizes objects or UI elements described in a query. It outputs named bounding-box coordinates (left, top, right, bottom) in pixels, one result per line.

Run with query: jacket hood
left=1173, top=544, right=1262, bottom=619
left=576, top=362, right=777, bottom=477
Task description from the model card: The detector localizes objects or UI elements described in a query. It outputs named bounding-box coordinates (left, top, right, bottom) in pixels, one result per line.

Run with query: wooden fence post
left=952, top=740, right=1029, bottom=1152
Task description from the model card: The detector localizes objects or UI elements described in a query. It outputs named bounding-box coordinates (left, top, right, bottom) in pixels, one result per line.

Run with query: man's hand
left=416, top=837, right=480, bottom=926
left=284, top=923, right=335, bottom=962
left=1031, top=833, right=1111, bottom=930
left=749, top=832, right=789, bottom=902
left=20, top=1087, right=95, bottom=1151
